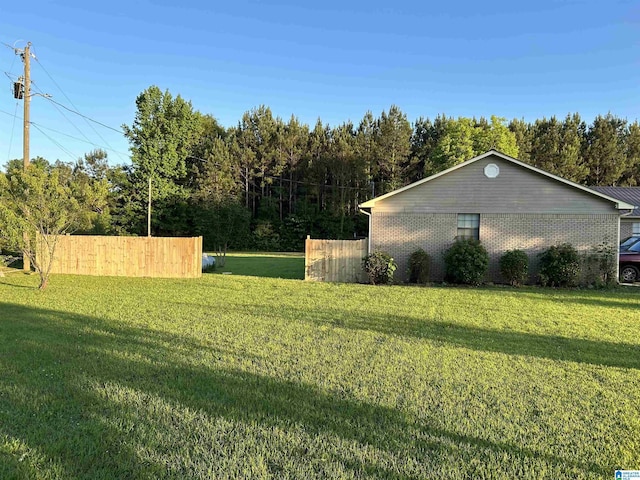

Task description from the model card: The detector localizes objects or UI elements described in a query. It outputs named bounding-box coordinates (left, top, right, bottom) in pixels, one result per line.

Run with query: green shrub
left=251, top=221, right=281, bottom=251
left=581, top=241, right=617, bottom=287
left=499, top=249, right=529, bottom=286
left=362, top=251, right=397, bottom=285
left=408, top=249, right=431, bottom=284
left=443, top=239, right=489, bottom=285
left=538, top=243, right=580, bottom=287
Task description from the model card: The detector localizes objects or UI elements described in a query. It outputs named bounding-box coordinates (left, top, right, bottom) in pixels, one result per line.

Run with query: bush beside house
left=443, top=239, right=489, bottom=285
left=362, top=251, right=397, bottom=285
left=407, top=249, right=430, bottom=284
left=499, top=249, right=529, bottom=286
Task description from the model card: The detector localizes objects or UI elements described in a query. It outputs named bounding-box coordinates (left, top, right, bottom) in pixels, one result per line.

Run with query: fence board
left=305, top=236, right=368, bottom=283
left=37, top=235, right=202, bottom=278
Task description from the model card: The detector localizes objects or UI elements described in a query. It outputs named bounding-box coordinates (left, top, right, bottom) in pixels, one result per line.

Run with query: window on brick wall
left=633, top=222, right=640, bottom=236
left=457, top=214, right=480, bottom=240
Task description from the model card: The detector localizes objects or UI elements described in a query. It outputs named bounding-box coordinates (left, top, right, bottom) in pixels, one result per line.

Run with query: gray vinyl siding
left=372, top=155, right=617, bottom=214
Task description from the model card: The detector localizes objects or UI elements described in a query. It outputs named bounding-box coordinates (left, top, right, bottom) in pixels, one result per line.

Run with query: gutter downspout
left=359, top=208, right=372, bottom=254
left=618, top=208, right=634, bottom=284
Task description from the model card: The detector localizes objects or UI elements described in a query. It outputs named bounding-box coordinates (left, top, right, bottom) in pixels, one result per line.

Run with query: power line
left=30, top=121, right=129, bottom=157
left=0, top=108, right=20, bottom=118
left=31, top=79, right=96, bottom=147
left=4, top=46, right=18, bottom=80
left=7, top=101, right=19, bottom=162
left=5, top=43, right=128, bottom=162
left=42, top=96, right=123, bottom=134
left=33, top=56, right=128, bottom=162
left=31, top=123, right=79, bottom=161
left=2, top=46, right=19, bottom=162
left=1, top=108, right=128, bottom=159
left=1, top=41, right=18, bottom=52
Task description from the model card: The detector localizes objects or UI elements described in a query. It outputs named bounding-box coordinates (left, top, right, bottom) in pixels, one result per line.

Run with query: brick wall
left=621, top=220, right=635, bottom=239
left=371, top=212, right=619, bottom=283
left=371, top=213, right=456, bottom=281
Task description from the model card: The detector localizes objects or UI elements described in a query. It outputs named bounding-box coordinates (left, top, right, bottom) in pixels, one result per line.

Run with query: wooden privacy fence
left=37, top=235, right=202, bottom=278
left=305, top=236, right=368, bottom=283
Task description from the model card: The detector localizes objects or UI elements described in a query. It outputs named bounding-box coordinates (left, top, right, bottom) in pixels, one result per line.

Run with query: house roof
left=359, top=149, right=636, bottom=210
left=590, top=186, right=640, bottom=217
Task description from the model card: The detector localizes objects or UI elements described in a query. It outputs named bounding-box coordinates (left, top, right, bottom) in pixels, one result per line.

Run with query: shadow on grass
left=0, top=280, right=33, bottom=289
left=230, top=301, right=640, bottom=371
left=356, top=315, right=640, bottom=370
left=0, top=303, right=611, bottom=478
left=512, top=289, right=640, bottom=312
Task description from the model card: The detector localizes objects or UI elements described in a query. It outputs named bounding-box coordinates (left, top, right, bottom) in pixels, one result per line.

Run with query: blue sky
left=1, top=0, right=638, bottom=166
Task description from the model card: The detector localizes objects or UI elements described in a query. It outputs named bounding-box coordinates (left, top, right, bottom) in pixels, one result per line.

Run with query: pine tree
left=281, top=115, right=308, bottom=214
left=584, top=114, right=628, bottom=186
left=375, top=105, right=412, bottom=192
left=509, top=118, right=532, bottom=162
left=622, top=121, right=640, bottom=186
left=355, top=111, right=378, bottom=196
left=558, top=113, right=588, bottom=183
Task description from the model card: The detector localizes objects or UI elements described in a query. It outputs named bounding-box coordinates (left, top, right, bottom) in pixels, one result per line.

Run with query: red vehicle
left=620, top=241, right=640, bottom=283
left=620, top=235, right=640, bottom=252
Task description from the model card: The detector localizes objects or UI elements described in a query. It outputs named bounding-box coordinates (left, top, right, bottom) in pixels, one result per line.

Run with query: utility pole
left=148, top=176, right=152, bottom=237
left=14, top=42, right=33, bottom=272
left=22, top=42, right=31, bottom=171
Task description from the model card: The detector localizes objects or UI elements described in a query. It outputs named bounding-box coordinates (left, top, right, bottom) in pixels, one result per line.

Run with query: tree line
left=4, top=85, right=640, bottom=253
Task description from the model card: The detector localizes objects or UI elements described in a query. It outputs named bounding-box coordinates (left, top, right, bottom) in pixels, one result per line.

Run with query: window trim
left=457, top=213, right=480, bottom=241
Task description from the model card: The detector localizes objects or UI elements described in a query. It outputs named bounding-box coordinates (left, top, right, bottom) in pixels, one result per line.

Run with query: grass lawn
left=1, top=257, right=639, bottom=479
left=211, top=252, right=304, bottom=279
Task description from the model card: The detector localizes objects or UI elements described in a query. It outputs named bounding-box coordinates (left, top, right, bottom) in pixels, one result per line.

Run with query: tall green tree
left=303, top=119, right=331, bottom=211
left=281, top=115, right=308, bottom=215
left=328, top=122, right=357, bottom=233
left=473, top=116, right=519, bottom=157
left=194, top=198, right=251, bottom=264
left=426, top=116, right=519, bottom=176
left=188, top=114, right=237, bottom=202
left=234, top=106, right=281, bottom=216
left=509, top=118, right=533, bottom=163
left=558, top=114, right=588, bottom=183
left=228, top=125, right=256, bottom=211
left=375, top=105, right=412, bottom=192
left=407, top=116, right=437, bottom=182
left=122, top=85, right=203, bottom=235
left=584, top=114, right=628, bottom=185
left=529, top=117, right=563, bottom=176
left=355, top=111, right=378, bottom=197
left=419, top=115, right=450, bottom=177
left=191, top=136, right=239, bottom=202
left=106, top=164, right=140, bottom=235
left=530, top=114, right=588, bottom=182
left=429, top=117, right=475, bottom=172
left=621, top=121, right=640, bottom=186
left=73, top=149, right=113, bottom=234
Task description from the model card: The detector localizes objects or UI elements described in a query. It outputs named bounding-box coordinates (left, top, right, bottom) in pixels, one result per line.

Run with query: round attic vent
left=484, top=163, right=500, bottom=178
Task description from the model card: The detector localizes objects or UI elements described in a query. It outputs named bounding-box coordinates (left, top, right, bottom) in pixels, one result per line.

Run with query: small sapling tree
left=0, top=163, right=105, bottom=289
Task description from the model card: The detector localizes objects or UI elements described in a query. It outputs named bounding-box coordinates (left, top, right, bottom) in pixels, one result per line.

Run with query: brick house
left=359, top=150, right=634, bottom=283
left=589, top=187, right=640, bottom=240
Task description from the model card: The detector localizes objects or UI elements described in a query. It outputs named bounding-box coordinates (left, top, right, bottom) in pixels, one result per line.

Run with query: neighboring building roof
left=359, top=149, right=636, bottom=210
left=590, top=186, right=640, bottom=217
